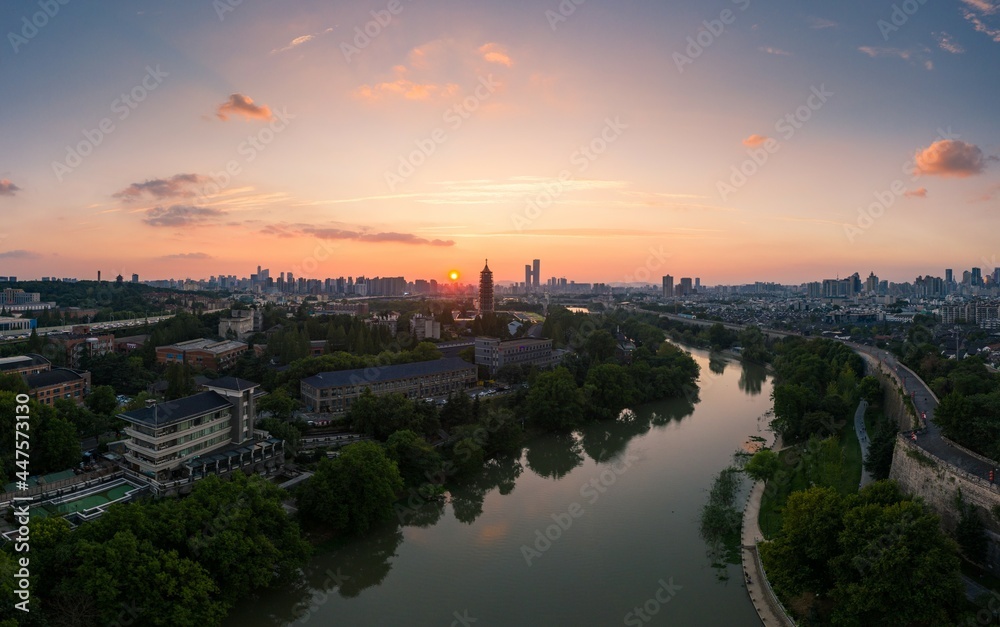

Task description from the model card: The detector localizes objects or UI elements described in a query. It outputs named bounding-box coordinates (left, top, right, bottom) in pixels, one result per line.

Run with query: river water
left=226, top=346, right=773, bottom=626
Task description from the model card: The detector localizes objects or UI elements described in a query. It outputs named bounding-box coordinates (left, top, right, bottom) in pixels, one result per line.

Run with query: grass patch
left=758, top=417, right=864, bottom=539
left=906, top=448, right=937, bottom=468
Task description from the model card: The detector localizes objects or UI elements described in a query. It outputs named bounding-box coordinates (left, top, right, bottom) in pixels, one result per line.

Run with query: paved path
left=853, top=399, right=873, bottom=489
left=741, top=436, right=795, bottom=627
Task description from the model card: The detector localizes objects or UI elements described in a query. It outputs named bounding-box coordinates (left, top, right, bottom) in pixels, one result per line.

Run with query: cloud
left=0, top=250, right=40, bottom=259
left=758, top=46, right=791, bottom=56
left=808, top=17, right=838, bottom=29
left=479, top=43, right=513, bottom=67
left=0, top=180, right=21, bottom=196
left=114, top=173, right=208, bottom=202
left=904, top=187, right=928, bottom=199
left=143, top=205, right=224, bottom=227
left=858, top=46, right=912, bottom=59
left=216, top=93, right=273, bottom=121
left=962, top=0, right=998, bottom=14
left=160, top=252, right=213, bottom=260
left=742, top=134, right=769, bottom=147
left=263, top=223, right=454, bottom=246
left=355, top=79, right=460, bottom=101
left=303, top=227, right=454, bottom=246
left=935, top=32, right=966, bottom=53
left=913, top=140, right=993, bottom=177
left=270, top=27, right=333, bottom=54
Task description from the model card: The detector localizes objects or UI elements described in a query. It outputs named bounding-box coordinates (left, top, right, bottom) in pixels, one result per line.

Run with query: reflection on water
left=709, top=353, right=728, bottom=375
left=225, top=344, right=773, bottom=627
left=739, top=360, right=767, bottom=396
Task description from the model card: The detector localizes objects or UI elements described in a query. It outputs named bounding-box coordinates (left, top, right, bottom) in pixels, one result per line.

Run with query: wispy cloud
left=759, top=46, right=791, bottom=56
left=808, top=17, right=838, bottom=29
left=160, top=252, right=213, bottom=260
left=904, top=187, right=928, bottom=199
left=935, top=32, right=966, bottom=53
left=216, top=93, right=274, bottom=121
left=270, top=27, right=333, bottom=54
left=742, top=134, right=769, bottom=147
left=479, top=42, right=513, bottom=66
left=143, top=205, right=224, bottom=227
left=0, top=179, right=21, bottom=197
left=114, top=173, right=208, bottom=202
left=0, top=249, right=40, bottom=259
left=262, top=223, right=454, bottom=246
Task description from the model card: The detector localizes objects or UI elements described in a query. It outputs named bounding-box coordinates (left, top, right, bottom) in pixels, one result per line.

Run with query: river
left=225, top=345, right=773, bottom=626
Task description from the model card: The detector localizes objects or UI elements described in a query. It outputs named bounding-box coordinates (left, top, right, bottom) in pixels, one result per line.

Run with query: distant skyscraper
left=695, top=278, right=701, bottom=290
left=662, top=275, right=674, bottom=298
left=479, top=260, right=494, bottom=314
left=532, top=259, right=540, bottom=288
left=131, top=273, right=139, bottom=284
left=972, top=267, right=983, bottom=287
left=525, top=264, right=532, bottom=292
left=678, top=278, right=693, bottom=296
left=945, top=268, right=953, bottom=284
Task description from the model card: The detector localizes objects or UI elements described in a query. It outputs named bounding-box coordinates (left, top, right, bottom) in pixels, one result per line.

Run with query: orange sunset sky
left=1, top=0, right=998, bottom=285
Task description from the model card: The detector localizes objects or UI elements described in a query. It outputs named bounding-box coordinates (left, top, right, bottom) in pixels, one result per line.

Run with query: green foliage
left=0, top=373, right=28, bottom=394
left=165, top=362, right=196, bottom=400
left=583, top=363, right=637, bottom=420
left=527, top=368, right=583, bottom=431
left=955, top=490, right=988, bottom=563
left=296, top=441, right=404, bottom=534
left=85, top=385, right=119, bottom=416
left=7, top=473, right=308, bottom=627
left=348, top=390, right=437, bottom=440
left=257, top=418, right=302, bottom=453
left=761, top=481, right=964, bottom=625
left=257, top=388, right=296, bottom=421
left=744, top=449, right=781, bottom=482
left=863, top=406, right=897, bottom=481
left=386, top=430, right=443, bottom=488
left=699, top=467, right=744, bottom=570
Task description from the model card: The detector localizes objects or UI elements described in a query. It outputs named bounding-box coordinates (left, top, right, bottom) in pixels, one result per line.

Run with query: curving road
left=850, top=343, right=998, bottom=482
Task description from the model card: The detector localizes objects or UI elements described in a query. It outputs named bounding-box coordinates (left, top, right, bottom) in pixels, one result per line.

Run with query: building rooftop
left=24, top=368, right=86, bottom=388
left=204, top=376, right=259, bottom=392
left=0, top=353, right=50, bottom=372
left=161, top=338, right=248, bottom=354
left=118, top=391, right=232, bottom=428
left=302, top=357, right=475, bottom=389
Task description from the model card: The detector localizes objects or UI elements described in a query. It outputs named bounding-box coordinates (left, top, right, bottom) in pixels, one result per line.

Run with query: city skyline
left=1, top=1, right=999, bottom=284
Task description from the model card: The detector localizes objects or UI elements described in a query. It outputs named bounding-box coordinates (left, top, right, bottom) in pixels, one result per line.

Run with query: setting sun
left=449, top=271, right=460, bottom=281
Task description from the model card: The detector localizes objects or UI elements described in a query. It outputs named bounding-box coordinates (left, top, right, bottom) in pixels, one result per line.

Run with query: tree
left=0, top=373, right=28, bottom=394
left=258, top=388, right=296, bottom=421
left=744, top=449, right=781, bottom=482
left=386, top=430, right=442, bottom=488
left=955, top=491, right=988, bottom=563
left=165, top=362, right=195, bottom=400
left=584, top=329, right=617, bottom=363
left=297, top=441, right=404, bottom=534
left=858, top=376, right=882, bottom=405
left=85, top=385, right=119, bottom=416
left=527, top=368, right=583, bottom=432
left=583, top=363, right=636, bottom=419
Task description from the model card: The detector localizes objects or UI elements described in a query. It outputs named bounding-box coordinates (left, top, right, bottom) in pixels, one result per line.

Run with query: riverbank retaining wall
left=889, top=435, right=1000, bottom=572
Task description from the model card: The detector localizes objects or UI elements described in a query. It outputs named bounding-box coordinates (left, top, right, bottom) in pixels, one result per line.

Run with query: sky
left=0, top=0, right=998, bottom=286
